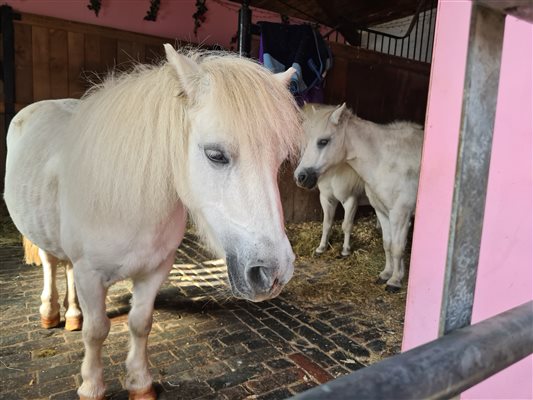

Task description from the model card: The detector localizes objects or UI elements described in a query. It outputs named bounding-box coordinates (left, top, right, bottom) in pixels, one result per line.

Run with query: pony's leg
left=75, top=264, right=110, bottom=400
left=64, top=262, right=83, bottom=331
left=316, top=194, right=338, bottom=254
left=38, top=249, right=61, bottom=329
left=340, top=196, right=358, bottom=257
left=375, top=209, right=393, bottom=284
left=386, top=210, right=411, bottom=291
left=125, top=252, right=174, bottom=400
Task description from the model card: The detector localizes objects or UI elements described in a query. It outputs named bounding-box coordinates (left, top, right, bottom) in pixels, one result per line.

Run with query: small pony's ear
left=311, top=105, right=317, bottom=114
left=330, top=102, right=347, bottom=125
left=275, top=67, right=296, bottom=87
left=164, top=43, right=199, bottom=96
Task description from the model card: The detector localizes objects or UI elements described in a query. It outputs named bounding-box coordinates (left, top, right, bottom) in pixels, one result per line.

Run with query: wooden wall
left=0, top=12, right=170, bottom=198
left=324, top=42, right=431, bottom=125
left=5, top=12, right=168, bottom=111
left=1, top=13, right=431, bottom=223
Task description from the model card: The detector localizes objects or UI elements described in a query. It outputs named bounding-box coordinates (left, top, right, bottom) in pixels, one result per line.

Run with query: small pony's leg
left=38, top=249, right=61, bottom=329
left=75, top=264, right=110, bottom=400
left=125, top=252, right=174, bottom=400
left=340, top=196, right=358, bottom=257
left=316, top=194, right=337, bottom=254
left=386, top=209, right=411, bottom=291
left=64, top=262, right=83, bottom=331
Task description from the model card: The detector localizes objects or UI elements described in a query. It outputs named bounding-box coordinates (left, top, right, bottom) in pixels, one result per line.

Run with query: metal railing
left=324, top=0, right=437, bottom=63
left=291, top=301, right=533, bottom=400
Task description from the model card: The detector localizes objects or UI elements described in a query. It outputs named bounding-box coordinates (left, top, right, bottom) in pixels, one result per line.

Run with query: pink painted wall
left=3, top=0, right=304, bottom=48
left=403, top=1, right=532, bottom=398
left=464, top=14, right=532, bottom=399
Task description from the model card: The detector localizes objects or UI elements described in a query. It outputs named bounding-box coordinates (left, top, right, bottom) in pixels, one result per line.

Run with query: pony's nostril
left=297, top=172, right=307, bottom=184
left=247, top=265, right=274, bottom=291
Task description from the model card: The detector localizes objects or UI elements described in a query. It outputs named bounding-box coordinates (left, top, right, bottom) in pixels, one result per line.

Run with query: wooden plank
left=279, top=162, right=296, bottom=222
left=117, top=40, right=134, bottom=68
left=49, top=29, right=69, bottom=99
left=67, top=31, right=85, bottom=98
left=84, top=34, right=101, bottom=73
left=329, top=42, right=431, bottom=75
left=32, top=25, right=50, bottom=100
left=324, top=57, right=348, bottom=105
left=13, top=22, right=33, bottom=105
left=131, top=41, right=145, bottom=63
left=18, top=12, right=172, bottom=47
left=145, top=44, right=164, bottom=64
left=100, top=37, right=117, bottom=70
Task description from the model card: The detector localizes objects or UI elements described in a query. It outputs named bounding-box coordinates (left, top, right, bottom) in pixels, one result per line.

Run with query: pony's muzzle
left=295, top=168, right=318, bottom=189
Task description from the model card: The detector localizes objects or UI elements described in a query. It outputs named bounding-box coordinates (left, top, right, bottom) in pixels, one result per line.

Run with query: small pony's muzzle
left=295, top=168, right=319, bottom=189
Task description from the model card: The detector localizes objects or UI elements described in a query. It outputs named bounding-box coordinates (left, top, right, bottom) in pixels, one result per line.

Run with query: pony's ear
left=275, top=67, right=296, bottom=87
left=164, top=44, right=199, bottom=96
left=311, top=105, right=317, bottom=114
left=330, top=103, right=347, bottom=125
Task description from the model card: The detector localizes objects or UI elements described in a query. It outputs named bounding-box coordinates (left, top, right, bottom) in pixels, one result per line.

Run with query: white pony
left=23, top=237, right=82, bottom=330
left=4, top=45, right=302, bottom=400
left=301, top=104, right=366, bottom=257
left=295, top=103, right=422, bottom=291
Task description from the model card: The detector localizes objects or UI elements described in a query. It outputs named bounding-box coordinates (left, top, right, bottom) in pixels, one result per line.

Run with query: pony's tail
left=23, top=236, right=42, bottom=266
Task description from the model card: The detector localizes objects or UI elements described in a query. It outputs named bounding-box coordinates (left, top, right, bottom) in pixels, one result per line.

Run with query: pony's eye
left=205, top=148, right=229, bottom=165
left=317, top=138, right=330, bottom=148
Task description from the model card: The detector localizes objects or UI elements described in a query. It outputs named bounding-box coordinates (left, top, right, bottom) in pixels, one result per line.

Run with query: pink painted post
left=402, top=0, right=472, bottom=349
left=403, top=1, right=532, bottom=398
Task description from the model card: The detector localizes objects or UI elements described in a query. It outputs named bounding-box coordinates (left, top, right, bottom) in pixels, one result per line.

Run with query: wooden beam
left=439, top=3, right=505, bottom=335
left=478, top=0, right=533, bottom=23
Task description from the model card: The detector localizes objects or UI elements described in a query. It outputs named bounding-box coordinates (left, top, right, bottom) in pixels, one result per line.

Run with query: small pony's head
left=164, top=45, right=302, bottom=302
left=294, top=103, right=350, bottom=189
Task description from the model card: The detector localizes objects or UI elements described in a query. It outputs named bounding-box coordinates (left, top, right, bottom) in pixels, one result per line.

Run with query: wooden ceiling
left=229, top=0, right=424, bottom=28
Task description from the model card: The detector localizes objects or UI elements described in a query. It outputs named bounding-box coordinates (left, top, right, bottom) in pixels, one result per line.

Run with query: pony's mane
left=62, top=50, right=302, bottom=226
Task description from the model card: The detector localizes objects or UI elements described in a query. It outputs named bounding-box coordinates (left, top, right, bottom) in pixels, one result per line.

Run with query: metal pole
left=439, top=3, right=505, bottom=335
left=238, top=0, right=252, bottom=57
left=291, top=301, right=533, bottom=400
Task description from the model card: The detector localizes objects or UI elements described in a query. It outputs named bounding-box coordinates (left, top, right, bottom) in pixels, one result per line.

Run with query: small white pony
left=4, top=45, right=301, bottom=400
left=23, top=237, right=82, bottom=330
left=295, top=103, right=422, bottom=291
left=300, top=104, right=366, bottom=257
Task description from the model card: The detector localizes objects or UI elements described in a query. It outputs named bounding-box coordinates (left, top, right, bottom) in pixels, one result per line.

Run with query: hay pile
left=284, top=210, right=411, bottom=344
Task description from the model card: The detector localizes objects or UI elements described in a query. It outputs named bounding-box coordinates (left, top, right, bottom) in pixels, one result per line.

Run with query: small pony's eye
left=205, top=148, right=229, bottom=165
left=317, top=138, right=330, bottom=148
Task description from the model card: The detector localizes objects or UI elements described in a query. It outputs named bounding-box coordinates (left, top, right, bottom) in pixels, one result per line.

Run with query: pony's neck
left=344, top=115, right=381, bottom=185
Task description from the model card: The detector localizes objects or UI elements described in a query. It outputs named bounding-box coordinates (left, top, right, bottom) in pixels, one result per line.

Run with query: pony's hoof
left=41, top=313, right=60, bottom=329
left=385, top=285, right=401, bottom=293
left=65, top=316, right=83, bottom=331
left=374, top=277, right=388, bottom=285
left=129, top=386, right=157, bottom=400
left=341, top=251, right=351, bottom=257
left=315, top=249, right=325, bottom=256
